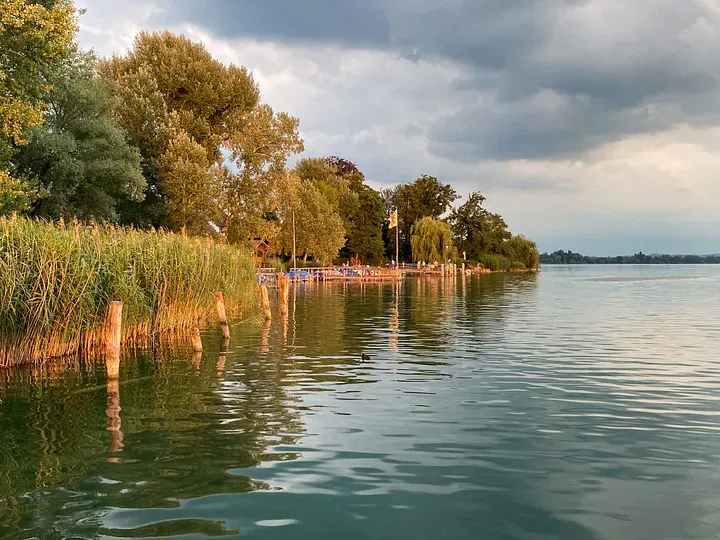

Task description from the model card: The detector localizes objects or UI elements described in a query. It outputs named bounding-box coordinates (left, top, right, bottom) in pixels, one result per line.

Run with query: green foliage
left=476, top=253, right=511, bottom=272
left=278, top=172, right=346, bottom=264
left=346, top=186, right=385, bottom=264
left=0, top=216, right=257, bottom=366
left=101, top=31, right=303, bottom=234
left=224, top=103, right=304, bottom=243
left=0, top=0, right=77, bottom=150
left=449, top=192, right=511, bottom=260
left=0, top=171, right=36, bottom=215
left=410, top=217, right=454, bottom=263
left=384, top=175, right=459, bottom=260
left=159, top=127, right=220, bottom=233
left=504, top=234, right=540, bottom=269
left=14, top=51, right=146, bottom=221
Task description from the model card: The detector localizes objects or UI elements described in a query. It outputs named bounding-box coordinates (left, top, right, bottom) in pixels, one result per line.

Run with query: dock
left=257, top=263, right=464, bottom=284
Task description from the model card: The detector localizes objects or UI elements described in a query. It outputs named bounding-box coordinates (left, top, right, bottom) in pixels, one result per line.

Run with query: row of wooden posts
left=104, top=279, right=292, bottom=380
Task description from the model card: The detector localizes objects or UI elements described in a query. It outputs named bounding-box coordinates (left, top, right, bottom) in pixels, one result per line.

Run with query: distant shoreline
left=541, top=251, right=720, bottom=265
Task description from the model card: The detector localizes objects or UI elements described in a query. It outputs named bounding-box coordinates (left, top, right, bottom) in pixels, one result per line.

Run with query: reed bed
left=0, top=216, right=257, bottom=367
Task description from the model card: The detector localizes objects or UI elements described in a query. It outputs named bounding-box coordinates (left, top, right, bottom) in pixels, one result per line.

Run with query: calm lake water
left=2, top=265, right=720, bottom=540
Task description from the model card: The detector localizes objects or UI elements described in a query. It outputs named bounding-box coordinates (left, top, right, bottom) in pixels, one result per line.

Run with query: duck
left=361, top=353, right=371, bottom=362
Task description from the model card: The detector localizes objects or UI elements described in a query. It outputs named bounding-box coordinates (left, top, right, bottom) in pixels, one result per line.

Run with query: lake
left=2, top=265, right=720, bottom=540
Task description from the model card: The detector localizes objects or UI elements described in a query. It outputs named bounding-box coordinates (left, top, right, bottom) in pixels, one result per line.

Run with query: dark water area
left=2, top=266, right=720, bottom=539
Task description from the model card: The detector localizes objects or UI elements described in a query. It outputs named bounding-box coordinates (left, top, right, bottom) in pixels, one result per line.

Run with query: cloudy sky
left=76, top=0, right=720, bottom=255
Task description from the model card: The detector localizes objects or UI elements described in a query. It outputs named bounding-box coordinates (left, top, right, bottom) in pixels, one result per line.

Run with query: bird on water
left=361, top=353, right=371, bottom=362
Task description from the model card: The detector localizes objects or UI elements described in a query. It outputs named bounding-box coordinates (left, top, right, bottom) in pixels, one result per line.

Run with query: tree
left=224, top=104, right=304, bottom=244
left=384, top=175, right=458, bottom=260
left=322, top=155, right=386, bottom=263
left=14, top=52, right=146, bottom=221
left=0, top=0, right=76, bottom=147
left=100, top=31, right=303, bottom=234
left=0, top=0, right=77, bottom=211
left=294, top=157, right=352, bottom=212
left=0, top=171, right=35, bottom=215
left=277, top=172, right=346, bottom=264
left=325, top=156, right=363, bottom=178
left=346, top=186, right=385, bottom=264
left=504, top=234, right=540, bottom=269
left=158, top=127, right=220, bottom=233
left=449, top=192, right=511, bottom=260
left=410, top=217, right=455, bottom=263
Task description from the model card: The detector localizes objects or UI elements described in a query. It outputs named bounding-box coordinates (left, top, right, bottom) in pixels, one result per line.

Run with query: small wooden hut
left=251, top=239, right=270, bottom=266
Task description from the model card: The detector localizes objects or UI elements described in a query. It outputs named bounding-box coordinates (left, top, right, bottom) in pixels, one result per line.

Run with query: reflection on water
left=2, top=266, right=720, bottom=539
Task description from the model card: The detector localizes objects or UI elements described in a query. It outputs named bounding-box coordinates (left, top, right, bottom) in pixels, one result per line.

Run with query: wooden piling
left=279, top=274, right=289, bottom=316
left=106, top=301, right=122, bottom=379
left=191, top=327, right=203, bottom=352
left=214, top=292, right=231, bottom=340
left=260, top=284, right=272, bottom=320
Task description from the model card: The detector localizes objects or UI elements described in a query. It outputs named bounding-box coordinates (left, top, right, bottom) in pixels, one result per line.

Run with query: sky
left=75, top=0, right=720, bottom=256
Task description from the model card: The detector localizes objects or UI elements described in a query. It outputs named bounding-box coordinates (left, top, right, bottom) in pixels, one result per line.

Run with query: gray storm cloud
left=154, top=0, right=720, bottom=161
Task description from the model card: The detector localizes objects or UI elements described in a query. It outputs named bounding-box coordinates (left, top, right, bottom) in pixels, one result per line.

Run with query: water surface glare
left=2, top=265, right=720, bottom=539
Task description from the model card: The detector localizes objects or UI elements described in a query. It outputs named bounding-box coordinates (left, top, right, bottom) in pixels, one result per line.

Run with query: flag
left=389, top=209, right=398, bottom=229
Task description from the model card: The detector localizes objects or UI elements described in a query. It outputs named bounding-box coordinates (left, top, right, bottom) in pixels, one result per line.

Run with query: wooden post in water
left=106, top=301, right=123, bottom=379
left=214, top=292, right=231, bottom=340
left=279, top=274, right=290, bottom=316
left=191, top=327, right=203, bottom=353
left=260, top=284, right=272, bottom=320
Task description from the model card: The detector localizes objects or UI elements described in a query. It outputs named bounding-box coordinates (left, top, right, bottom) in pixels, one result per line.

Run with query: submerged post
left=106, top=301, right=123, bottom=379
left=260, top=284, right=272, bottom=320
left=191, top=327, right=203, bottom=352
left=214, top=292, right=231, bottom=340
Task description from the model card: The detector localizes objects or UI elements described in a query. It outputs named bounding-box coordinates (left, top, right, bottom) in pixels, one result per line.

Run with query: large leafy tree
left=384, top=175, right=458, bottom=260
left=277, top=171, right=345, bottom=264
left=410, top=217, right=455, bottom=263
left=224, top=103, right=303, bottom=244
left=14, top=52, right=146, bottom=220
left=0, top=0, right=77, bottom=213
left=323, top=156, right=385, bottom=263
left=100, top=31, right=303, bottom=234
left=346, top=185, right=385, bottom=264
left=449, top=191, right=511, bottom=259
left=158, top=125, right=221, bottom=233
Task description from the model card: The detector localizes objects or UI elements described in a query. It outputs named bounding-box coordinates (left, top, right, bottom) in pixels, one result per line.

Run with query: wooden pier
left=257, top=263, right=467, bottom=285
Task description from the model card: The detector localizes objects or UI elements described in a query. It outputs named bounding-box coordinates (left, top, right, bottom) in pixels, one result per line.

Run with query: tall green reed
left=0, top=216, right=257, bottom=366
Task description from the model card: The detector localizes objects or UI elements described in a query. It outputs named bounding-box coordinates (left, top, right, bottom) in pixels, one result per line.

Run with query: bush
left=477, top=253, right=511, bottom=271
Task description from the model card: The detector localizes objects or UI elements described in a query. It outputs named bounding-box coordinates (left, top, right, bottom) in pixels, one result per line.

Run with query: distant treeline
left=540, top=251, right=720, bottom=264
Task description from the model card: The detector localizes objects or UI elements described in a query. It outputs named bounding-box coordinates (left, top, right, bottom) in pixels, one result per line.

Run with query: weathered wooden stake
left=279, top=274, right=289, bottom=316
left=260, top=284, right=272, bottom=320
left=191, top=327, right=203, bottom=352
left=214, top=292, right=231, bottom=340
left=106, top=301, right=123, bottom=379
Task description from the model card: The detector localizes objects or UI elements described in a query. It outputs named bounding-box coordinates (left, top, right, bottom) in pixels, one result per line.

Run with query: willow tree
left=410, top=217, right=454, bottom=263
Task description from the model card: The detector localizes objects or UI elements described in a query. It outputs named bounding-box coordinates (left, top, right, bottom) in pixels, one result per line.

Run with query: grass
left=0, top=216, right=257, bottom=367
